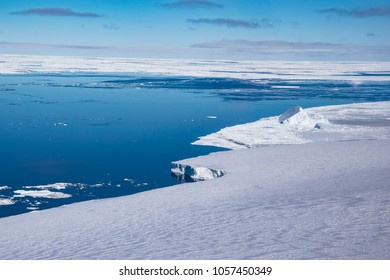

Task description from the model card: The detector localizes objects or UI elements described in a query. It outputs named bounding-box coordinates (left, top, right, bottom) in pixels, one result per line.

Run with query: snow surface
left=1, top=54, right=390, bottom=82
left=0, top=101, right=389, bottom=259
left=193, top=102, right=390, bottom=149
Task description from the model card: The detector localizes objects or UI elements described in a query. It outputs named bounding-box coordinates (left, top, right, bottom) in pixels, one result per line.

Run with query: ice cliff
left=171, top=162, right=226, bottom=181
left=172, top=106, right=330, bottom=182
left=192, top=106, right=331, bottom=149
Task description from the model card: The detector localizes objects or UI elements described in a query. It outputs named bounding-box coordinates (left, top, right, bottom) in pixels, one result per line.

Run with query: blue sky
left=1, top=0, right=390, bottom=60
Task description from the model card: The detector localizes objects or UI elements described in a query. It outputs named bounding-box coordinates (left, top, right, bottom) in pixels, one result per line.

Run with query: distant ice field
left=1, top=68, right=390, bottom=217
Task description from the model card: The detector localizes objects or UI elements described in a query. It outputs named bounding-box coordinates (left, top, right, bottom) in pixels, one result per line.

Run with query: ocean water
left=1, top=73, right=389, bottom=218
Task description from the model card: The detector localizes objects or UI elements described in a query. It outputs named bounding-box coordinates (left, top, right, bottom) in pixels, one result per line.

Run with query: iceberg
left=171, top=162, right=225, bottom=181
left=278, top=106, right=329, bottom=129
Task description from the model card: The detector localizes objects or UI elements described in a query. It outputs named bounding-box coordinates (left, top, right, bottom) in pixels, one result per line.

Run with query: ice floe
left=0, top=198, right=15, bottom=206
left=13, top=190, right=72, bottom=199
left=24, top=183, right=75, bottom=190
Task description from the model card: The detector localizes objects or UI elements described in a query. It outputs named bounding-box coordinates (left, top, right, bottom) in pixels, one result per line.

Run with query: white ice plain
left=193, top=102, right=390, bottom=149
left=1, top=54, right=390, bottom=82
left=0, top=101, right=389, bottom=259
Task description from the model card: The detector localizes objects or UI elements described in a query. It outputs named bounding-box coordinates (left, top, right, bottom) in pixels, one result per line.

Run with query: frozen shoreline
left=192, top=102, right=390, bottom=150
left=0, top=101, right=389, bottom=259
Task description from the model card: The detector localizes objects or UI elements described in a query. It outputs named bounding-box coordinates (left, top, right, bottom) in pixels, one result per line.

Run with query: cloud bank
left=2, top=40, right=389, bottom=60
left=161, top=0, right=223, bottom=9
left=10, top=8, right=102, bottom=18
left=0, top=42, right=115, bottom=51
left=0, top=41, right=179, bottom=56
left=187, top=18, right=272, bottom=29
left=319, top=6, right=390, bottom=17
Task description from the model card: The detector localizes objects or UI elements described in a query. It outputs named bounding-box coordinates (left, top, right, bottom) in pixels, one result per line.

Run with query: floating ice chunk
left=13, top=190, right=71, bottom=199
left=134, top=182, right=149, bottom=187
left=124, top=178, right=136, bottom=183
left=90, top=184, right=104, bottom=188
left=54, top=122, right=68, bottom=127
left=206, top=116, right=217, bottom=119
left=0, top=186, right=10, bottom=191
left=24, top=182, right=73, bottom=190
left=0, top=198, right=15, bottom=206
left=23, top=182, right=92, bottom=190
left=171, top=162, right=225, bottom=181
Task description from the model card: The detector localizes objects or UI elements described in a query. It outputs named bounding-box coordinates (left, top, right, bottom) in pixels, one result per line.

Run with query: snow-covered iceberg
left=171, top=162, right=226, bottom=181
left=278, top=106, right=329, bottom=128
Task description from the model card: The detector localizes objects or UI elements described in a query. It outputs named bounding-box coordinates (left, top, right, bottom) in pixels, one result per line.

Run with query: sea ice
left=193, top=102, right=390, bottom=149
left=1, top=55, right=390, bottom=82
left=24, top=183, right=74, bottom=190
left=13, top=190, right=72, bottom=199
left=0, top=198, right=15, bottom=206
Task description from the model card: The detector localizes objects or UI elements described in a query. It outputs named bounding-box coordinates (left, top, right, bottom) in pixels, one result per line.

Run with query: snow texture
left=193, top=102, right=390, bottom=149
left=0, top=101, right=389, bottom=259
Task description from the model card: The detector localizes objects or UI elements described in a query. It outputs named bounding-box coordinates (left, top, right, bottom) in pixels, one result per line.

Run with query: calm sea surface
left=1, top=73, right=389, bottom=217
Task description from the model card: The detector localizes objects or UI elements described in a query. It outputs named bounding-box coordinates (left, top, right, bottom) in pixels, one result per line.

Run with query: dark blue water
left=1, top=73, right=389, bottom=218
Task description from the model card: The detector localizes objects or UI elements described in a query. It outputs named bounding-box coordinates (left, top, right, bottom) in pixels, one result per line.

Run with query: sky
left=1, top=0, right=390, bottom=60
